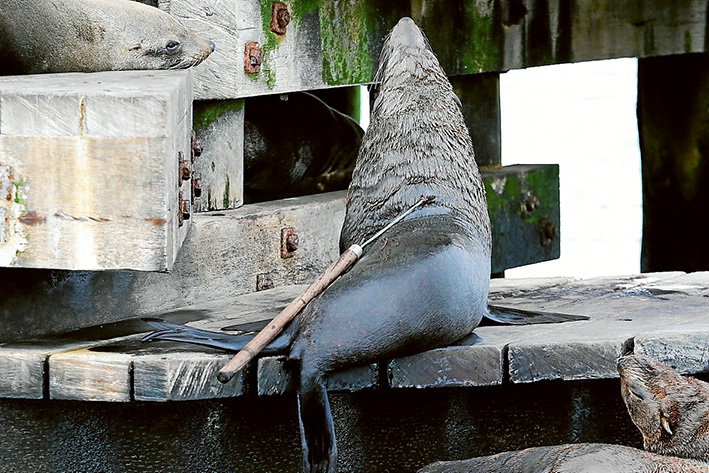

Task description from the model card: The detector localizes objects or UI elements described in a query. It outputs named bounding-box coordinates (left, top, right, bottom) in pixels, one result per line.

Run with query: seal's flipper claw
left=484, top=305, right=589, bottom=325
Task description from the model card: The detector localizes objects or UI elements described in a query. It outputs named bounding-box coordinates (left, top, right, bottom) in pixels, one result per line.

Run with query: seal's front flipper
left=484, top=305, right=589, bottom=325
left=298, top=373, right=337, bottom=473
left=141, top=318, right=290, bottom=355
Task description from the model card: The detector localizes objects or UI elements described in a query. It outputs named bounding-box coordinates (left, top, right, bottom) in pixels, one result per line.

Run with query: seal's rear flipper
left=298, top=373, right=336, bottom=473
left=484, top=305, right=589, bottom=325
left=141, top=318, right=290, bottom=355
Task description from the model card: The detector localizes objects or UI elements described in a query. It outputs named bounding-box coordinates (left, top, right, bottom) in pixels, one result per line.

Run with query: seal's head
left=341, top=17, right=490, bottom=251
left=111, top=1, right=216, bottom=70
left=0, top=0, right=215, bottom=75
left=617, top=354, right=709, bottom=461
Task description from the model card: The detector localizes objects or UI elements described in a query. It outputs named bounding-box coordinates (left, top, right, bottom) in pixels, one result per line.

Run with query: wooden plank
left=637, top=54, right=709, bottom=272
left=485, top=164, right=560, bottom=273
left=151, top=0, right=709, bottom=100
left=49, top=349, right=134, bottom=402
left=0, top=70, right=194, bottom=271
left=133, top=352, right=243, bottom=402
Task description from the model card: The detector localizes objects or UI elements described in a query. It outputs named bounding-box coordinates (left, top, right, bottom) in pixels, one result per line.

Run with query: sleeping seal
left=418, top=355, right=709, bottom=473
left=0, top=0, right=215, bottom=75
left=418, top=443, right=709, bottom=473
left=617, top=354, right=709, bottom=462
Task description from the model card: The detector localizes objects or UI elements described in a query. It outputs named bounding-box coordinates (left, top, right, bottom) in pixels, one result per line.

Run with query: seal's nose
left=209, top=41, right=216, bottom=52
left=390, top=17, right=426, bottom=49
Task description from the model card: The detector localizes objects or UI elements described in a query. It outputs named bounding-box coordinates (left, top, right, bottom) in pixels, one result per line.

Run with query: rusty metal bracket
left=256, top=273, right=275, bottom=291
left=244, top=42, right=263, bottom=74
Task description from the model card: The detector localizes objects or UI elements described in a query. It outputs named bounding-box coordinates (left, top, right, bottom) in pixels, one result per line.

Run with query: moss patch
left=193, top=100, right=244, bottom=131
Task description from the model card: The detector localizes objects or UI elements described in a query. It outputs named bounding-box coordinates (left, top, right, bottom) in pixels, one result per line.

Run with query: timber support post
left=638, top=53, right=709, bottom=272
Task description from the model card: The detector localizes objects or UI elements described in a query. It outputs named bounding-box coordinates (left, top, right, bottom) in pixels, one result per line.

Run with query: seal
left=0, top=0, right=215, bottom=75
left=418, top=355, right=709, bottom=473
left=144, top=16, right=586, bottom=472
left=617, top=354, right=709, bottom=462
left=243, top=92, right=363, bottom=203
left=418, top=443, right=709, bottom=473
left=146, top=17, right=491, bottom=473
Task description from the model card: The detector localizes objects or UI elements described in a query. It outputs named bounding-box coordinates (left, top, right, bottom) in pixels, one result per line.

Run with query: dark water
left=0, top=379, right=643, bottom=472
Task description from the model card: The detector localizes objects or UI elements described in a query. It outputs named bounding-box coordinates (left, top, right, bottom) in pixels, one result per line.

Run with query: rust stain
left=144, top=218, right=166, bottom=227
left=19, top=210, right=46, bottom=225
left=88, top=217, right=111, bottom=222
left=270, top=2, right=290, bottom=35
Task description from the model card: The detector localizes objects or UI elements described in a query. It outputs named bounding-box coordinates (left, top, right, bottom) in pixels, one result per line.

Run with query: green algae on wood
left=193, top=100, right=244, bottom=131
left=318, top=2, right=374, bottom=85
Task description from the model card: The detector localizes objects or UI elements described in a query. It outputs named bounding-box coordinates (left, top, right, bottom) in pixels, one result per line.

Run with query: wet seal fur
left=0, top=0, right=215, bottom=75
left=418, top=355, right=709, bottom=473
left=145, top=17, right=491, bottom=473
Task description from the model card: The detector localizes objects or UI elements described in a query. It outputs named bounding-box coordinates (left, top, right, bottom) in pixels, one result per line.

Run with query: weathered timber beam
left=0, top=164, right=558, bottom=341
left=0, top=70, right=194, bottom=272
left=638, top=52, right=709, bottom=272
left=146, top=0, right=709, bottom=100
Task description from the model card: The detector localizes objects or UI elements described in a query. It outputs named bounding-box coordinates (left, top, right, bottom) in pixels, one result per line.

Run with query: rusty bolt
left=178, top=198, right=191, bottom=227
left=520, top=191, right=539, bottom=219
left=270, top=2, right=290, bottom=35
left=179, top=160, right=191, bottom=181
left=18, top=210, right=46, bottom=225
left=192, top=177, right=202, bottom=199
left=540, top=220, right=557, bottom=246
left=191, top=130, right=203, bottom=161
left=257, top=273, right=275, bottom=291
left=281, top=226, right=298, bottom=258
left=244, top=41, right=263, bottom=74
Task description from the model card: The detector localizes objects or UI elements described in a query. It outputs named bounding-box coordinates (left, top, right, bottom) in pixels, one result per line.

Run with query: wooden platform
left=0, top=271, right=707, bottom=402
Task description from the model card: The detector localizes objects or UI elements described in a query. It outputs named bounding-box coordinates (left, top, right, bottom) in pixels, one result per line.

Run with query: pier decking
left=1, top=271, right=706, bottom=402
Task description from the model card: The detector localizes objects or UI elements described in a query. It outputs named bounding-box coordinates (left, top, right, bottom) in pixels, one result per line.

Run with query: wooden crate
left=0, top=70, right=194, bottom=271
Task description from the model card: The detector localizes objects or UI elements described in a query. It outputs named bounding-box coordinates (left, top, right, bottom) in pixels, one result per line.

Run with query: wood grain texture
left=0, top=70, right=194, bottom=271
left=134, top=352, right=244, bottom=401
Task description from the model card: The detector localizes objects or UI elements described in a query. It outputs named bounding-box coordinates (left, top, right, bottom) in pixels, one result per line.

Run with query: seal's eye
left=166, top=41, right=180, bottom=54
left=629, top=388, right=645, bottom=401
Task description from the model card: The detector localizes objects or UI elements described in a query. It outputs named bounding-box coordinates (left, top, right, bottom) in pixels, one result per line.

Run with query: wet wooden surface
left=0, top=271, right=707, bottom=402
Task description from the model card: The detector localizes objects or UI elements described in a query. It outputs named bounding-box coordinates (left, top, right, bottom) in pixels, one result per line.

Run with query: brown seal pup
left=418, top=355, right=709, bottom=473
left=0, top=0, right=215, bottom=75
left=618, top=354, right=709, bottom=462
left=146, top=17, right=492, bottom=473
